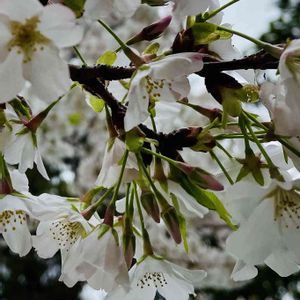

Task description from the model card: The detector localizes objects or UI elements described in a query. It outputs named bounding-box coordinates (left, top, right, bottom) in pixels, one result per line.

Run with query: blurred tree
left=261, top=0, right=300, bottom=44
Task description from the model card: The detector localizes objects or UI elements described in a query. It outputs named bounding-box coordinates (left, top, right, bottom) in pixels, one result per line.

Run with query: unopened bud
left=174, top=162, right=223, bottom=191
left=127, top=16, right=172, bottom=45
left=141, top=190, right=160, bottom=223
left=161, top=206, right=182, bottom=244
left=0, top=178, right=13, bottom=195
left=123, top=218, right=136, bottom=268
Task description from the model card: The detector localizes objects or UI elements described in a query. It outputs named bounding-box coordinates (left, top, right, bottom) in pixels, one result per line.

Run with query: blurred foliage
left=261, top=0, right=300, bottom=44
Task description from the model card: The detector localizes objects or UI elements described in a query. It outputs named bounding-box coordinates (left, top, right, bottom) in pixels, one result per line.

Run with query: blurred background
left=2, top=1, right=300, bottom=299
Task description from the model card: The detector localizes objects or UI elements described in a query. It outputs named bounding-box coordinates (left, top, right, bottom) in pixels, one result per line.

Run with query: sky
left=81, top=1, right=280, bottom=299
left=221, top=0, right=280, bottom=50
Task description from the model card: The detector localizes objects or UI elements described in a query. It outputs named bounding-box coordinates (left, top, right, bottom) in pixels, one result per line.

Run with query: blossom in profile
left=0, top=0, right=83, bottom=103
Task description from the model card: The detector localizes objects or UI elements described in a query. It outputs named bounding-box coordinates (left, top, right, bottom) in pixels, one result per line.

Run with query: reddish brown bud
left=141, top=190, right=160, bottom=223
left=161, top=206, right=182, bottom=244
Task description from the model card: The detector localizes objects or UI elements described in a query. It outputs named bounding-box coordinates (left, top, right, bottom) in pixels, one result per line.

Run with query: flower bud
left=123, top=218, right=136, bottom=268
left=173, top=161, right=223, bottom=191
left=127, top=16, right=172, bottom=45
left=161, top=206, right=182, bottom=244
left=141, top=190, right=160, bottom=223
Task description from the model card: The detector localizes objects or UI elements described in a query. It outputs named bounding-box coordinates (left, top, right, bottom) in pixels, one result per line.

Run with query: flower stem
left=203, top=0, right=240, bottom=21
left=215, top=24, right=270, bottom=48
left=210, top=151, right=234, bottom=184
left=73, top=46, right=87, bottom=66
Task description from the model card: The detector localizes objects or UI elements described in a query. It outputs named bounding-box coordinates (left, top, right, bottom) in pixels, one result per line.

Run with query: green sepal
left=143, top=42, right=160, bottom=55
left=63, top=0, right=86, bottom=17
left=192, top=22, right=232, bottom=45
left=125, top=128, right=145, bottom=152
left=97, top=50, right=117, bottom=65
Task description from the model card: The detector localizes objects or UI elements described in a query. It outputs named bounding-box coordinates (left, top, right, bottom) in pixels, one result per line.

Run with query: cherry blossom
left=105, top=255, right=206, bottom=300
left=224, top=173, right=300, bottom=279
left=124, top=52, right=204, bottom=131
left=0, top=0, right=83, bottom=103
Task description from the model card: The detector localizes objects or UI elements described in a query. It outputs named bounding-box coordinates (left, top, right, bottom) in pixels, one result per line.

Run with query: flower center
left=49, top=218, right=85, bottom=251
left=273, top=187, right=300, bottom=229
left=143, top=76, right=170, bottom=100
left=0, top=210, right=26, bottom=232
left=137, top=272, right=168, bottom=289
left=7, top=16, right=50, bottom=63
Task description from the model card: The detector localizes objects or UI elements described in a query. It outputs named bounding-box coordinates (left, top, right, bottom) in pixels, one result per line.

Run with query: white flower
left=0, top=169, right=34, bottom=256
left=84, top=0, right=140, bottom=20
left=224, top=175, right=300, bottom=280
left=2, top=120, right=49, bottom=179
left=105, top=256, right=206, bottom=300
left=279, top=39, right=300, bottom=82
left=0, top=0, right=83, bottom=103
left=96, top=137, right=138, bottom=188
left=59, top=226, right=129, bottom=292
left=260, top=80, right=300, bottom=136
left=31, top=194, right=92, bottom=258
left=172, top=0, right=220, bottom=20
left=124, top=53, right=204, bottom=131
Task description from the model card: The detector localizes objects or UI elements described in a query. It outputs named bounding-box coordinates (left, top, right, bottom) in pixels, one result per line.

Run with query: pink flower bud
left=161, top=206, right=182, bottom=244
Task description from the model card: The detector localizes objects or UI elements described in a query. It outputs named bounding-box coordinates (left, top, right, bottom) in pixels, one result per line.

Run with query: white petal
left=0, top=0, right=42, bottom=22
left=0, top=49, right=25, bottom=103
left=32, top=222, right=59, bottom=258
left=9, top=169, right=29, bottom=192
left=2, top=215, right=31, bottom=257
left=150, top=53, right=203, bottom=80
left=231, top=260, right=258, bottom=281
left=84, top=0, right=113, bottom=19
left=34, top=149, right=49, bottom=180
left=226, top=199, right=280, bottom=265
left=124, top=76, right=149, bottom=131
left=23, top=46, right=71, bottom=102
left=113, top=0, right=140, bottom=17
left=39, top=4, right=83, bottom=48
left=265, top=246, right=300, bottom=277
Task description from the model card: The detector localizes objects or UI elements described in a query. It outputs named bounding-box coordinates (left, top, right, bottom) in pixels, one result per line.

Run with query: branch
left=69, top=50, right=279, bottom=82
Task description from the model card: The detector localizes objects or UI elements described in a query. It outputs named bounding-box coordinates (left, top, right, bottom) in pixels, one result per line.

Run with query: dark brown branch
left=69, top=50, right=279, bottom=82
left=69, top=65, right=135, bottom=82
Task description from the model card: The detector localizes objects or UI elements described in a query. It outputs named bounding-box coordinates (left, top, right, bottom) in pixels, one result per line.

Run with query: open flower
left=31, top=194, right=93, bottom=259
left=59, top=225, right=129, bottom=291
left=224, top=174, right=300, bottom=280
left=105, top=255, right=206, bottom=300
left=124, top=53, right=204, bottom=131
left=84, top=0, right=140, bottom=20
left=0, top=169, right=35, bottom=256
left=0, top=0, right=83, bottom=103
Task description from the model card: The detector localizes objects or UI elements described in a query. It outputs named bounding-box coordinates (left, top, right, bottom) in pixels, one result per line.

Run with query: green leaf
left=63, top=0, right=85, bottom=17
left=125, top=128, right=145, bottom=152
left=97, top=50, right=117, bottom=65
left=68, top=113, right=81, bottom=125
left=88, top=95, right=105, bottom=112
left=179, top=176, right=236, bottom=229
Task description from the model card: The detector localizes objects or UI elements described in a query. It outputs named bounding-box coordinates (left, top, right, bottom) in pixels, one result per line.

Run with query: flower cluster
left=2, top=0, right=300, bottom=299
